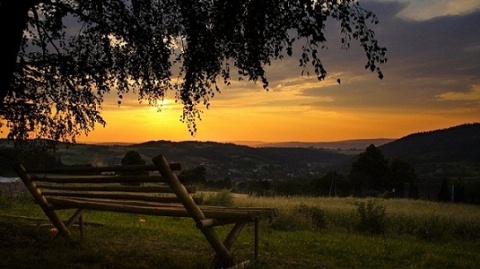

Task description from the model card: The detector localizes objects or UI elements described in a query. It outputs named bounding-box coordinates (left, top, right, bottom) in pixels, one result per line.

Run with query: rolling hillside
left=379, top=123, right=480, bottom=163
left=378, top=123, right=480, bottom=181
left=1, top=123, right=478, bottom=182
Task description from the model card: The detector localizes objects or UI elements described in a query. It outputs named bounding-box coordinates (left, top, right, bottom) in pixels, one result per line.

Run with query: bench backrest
left=14, top=162, right=202, bottom=209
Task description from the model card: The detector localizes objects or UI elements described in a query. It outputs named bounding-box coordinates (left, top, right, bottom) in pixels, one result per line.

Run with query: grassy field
left=1, top=189, right=480, bottom=269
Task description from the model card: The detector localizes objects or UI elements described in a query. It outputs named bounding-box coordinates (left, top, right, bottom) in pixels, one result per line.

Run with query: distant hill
left=379, top=123, right=480, bottom=164
left=130, top=140, right=350, bottom=181
left=251, top=138, right=394, bottom=149
left=1, top=123, right=478, bottom=181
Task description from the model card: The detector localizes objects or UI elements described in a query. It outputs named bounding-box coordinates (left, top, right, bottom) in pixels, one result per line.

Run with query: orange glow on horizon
left=73, top=98, right=478, bottom=144
left=1, top=83, right=478, bottom=144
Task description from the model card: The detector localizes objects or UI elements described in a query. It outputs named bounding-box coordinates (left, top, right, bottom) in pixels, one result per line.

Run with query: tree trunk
left=0, top=0, right=36, bottom=104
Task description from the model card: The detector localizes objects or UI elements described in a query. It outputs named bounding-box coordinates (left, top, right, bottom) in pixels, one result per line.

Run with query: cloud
left=369, top=0, right=480, bottom=21
left=463, top=43, right=480, bottom=52
left=437, top=85, right=480, bottom=102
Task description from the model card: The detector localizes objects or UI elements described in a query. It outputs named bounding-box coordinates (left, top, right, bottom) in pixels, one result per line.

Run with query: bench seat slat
left=47, top=197, right=193, bottom=217
left=43, top=191, right=183, bottom=203
left=48, top=197, right=203, bottom=209
left=47, top=197, right=276, bottom=221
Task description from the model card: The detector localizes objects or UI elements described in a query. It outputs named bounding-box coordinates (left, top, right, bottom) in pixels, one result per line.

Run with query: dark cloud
left=272, top=1, right=480, bottom=114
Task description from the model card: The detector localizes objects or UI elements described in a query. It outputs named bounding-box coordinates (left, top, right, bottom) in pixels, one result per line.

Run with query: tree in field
left=121, top=150, right=146, bottom=166
left=0, top=0, right=387, bottom=142
left=349, top=145, right=420, bottom=197
left=388, top=157, right=418, bottom=197
left=437, top=178, right=450, bottom=202
left=120, top=150, right=146, bottom=185
left=349, top=144, right=388, bottom=196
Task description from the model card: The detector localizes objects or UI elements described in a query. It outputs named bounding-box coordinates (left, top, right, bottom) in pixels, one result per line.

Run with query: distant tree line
left=2, top=144, right=478, bottom=204
left=188, top=144, right=479, bottom=204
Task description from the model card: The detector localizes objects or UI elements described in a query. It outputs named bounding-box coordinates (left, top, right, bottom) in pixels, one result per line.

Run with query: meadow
left=1, top=188, right=480, bottom=269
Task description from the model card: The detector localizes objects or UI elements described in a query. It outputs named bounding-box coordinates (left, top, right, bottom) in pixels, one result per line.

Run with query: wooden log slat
left=32, top=175, right=165, bottom=184
left=50, top=197, right=203, bottom=209
left=47, top=197, right=193, bottom=218
left=36, top=184, right=196, bottom=194
left=43, top=191, right=181, bottom=203
left=198, top=206, right=278, bottom=219
left=153, top=154, right=234, bottom=265
left=47, top=197, right=265, bottom=222
left=27, top=163, right=181, bottom=174
left=69, top=198, right=192, bottom=208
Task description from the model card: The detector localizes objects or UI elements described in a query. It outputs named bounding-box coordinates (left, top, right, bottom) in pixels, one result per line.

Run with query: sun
left=150, top=98, right=178, bottom=112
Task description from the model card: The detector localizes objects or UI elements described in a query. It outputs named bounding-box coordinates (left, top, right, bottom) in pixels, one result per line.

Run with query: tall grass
left=234, top=194, right=480, bottom=241
left=1, top=190, right=480, bottom=269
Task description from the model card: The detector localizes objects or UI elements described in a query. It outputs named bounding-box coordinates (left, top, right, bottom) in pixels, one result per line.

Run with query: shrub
left=354, top=199, right=386, bottom=234
left=270, top=204, right=327, bottom=231
left=452, top=220, right=480, bottom=240
left=297, top=204, right=326, bottom=229
left=200, top=189, right=234, bottom=207
left=415, top=214, right=448, bottom=241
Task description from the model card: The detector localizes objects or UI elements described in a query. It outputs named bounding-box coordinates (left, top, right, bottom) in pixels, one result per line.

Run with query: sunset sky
left=9, top=0, right=480, bottom=144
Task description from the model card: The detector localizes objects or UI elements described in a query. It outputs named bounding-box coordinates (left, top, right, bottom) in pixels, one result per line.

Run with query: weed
left=200, top=189, right=234, bottom=207
left=452, top=220, right=480, bottom=240
left=415, top=213, right=448, bottom=241
left=354, top=199, right=386, bottom=234
left=297, top=204, right=327, bottom=229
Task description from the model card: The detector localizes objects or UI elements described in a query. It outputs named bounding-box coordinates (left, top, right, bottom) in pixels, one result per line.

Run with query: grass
left=1, top=189, right=480, bottom=269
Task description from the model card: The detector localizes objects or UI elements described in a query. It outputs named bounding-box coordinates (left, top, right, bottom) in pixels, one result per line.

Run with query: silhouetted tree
left=121, top=150, right=146, bottom=166
left=349, top=144, right=388, bottom=196
left=1, top=0, right=387, bottom=142
left=120, top=150, right=146, bottom=186
left=453, top=178, right=466, bottom=203
left=2, top=140, right=62, bottom=171
left=388, top=158, right=418, bottom=197
left=437, top=178, right=450, bottom=202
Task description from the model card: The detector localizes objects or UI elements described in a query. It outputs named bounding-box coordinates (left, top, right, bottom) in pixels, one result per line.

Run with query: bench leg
left=223, top=221, right=260, bottom=260
left=211, top=223, right=248, bottom=268
left=44, top=210, right=73, bottom=242
left=14, top=164, right=73, bottom=241
left=223, top=223, right=246, bottom=251
left=201, top=227, right=235, bottom=268
left=53, top=209, right=84, bottom=241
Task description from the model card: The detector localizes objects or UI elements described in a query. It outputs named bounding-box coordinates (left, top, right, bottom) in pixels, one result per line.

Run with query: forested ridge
left=379, top=123, right=480, bottom=163
left=1, top=122, right=478, bottom=182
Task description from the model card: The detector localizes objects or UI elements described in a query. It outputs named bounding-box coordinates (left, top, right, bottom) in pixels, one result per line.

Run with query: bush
left=297, top=204, right=326, bottom=229
left=354, top=199, right=386, bottom=234
left=200, top=189, right=234, bottom=207
left=270, top=204, right=327, bottom=231
left=415, top=214, right=448, bottom=241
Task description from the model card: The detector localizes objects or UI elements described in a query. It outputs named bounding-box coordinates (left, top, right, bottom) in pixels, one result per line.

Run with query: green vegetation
left=199, top=189, right=235, bottom=207
left=2, top=189, right=479, bottom=269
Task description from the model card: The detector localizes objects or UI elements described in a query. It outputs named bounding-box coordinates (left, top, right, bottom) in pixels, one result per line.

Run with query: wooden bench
left=14, top=154, right=278, bottom=269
